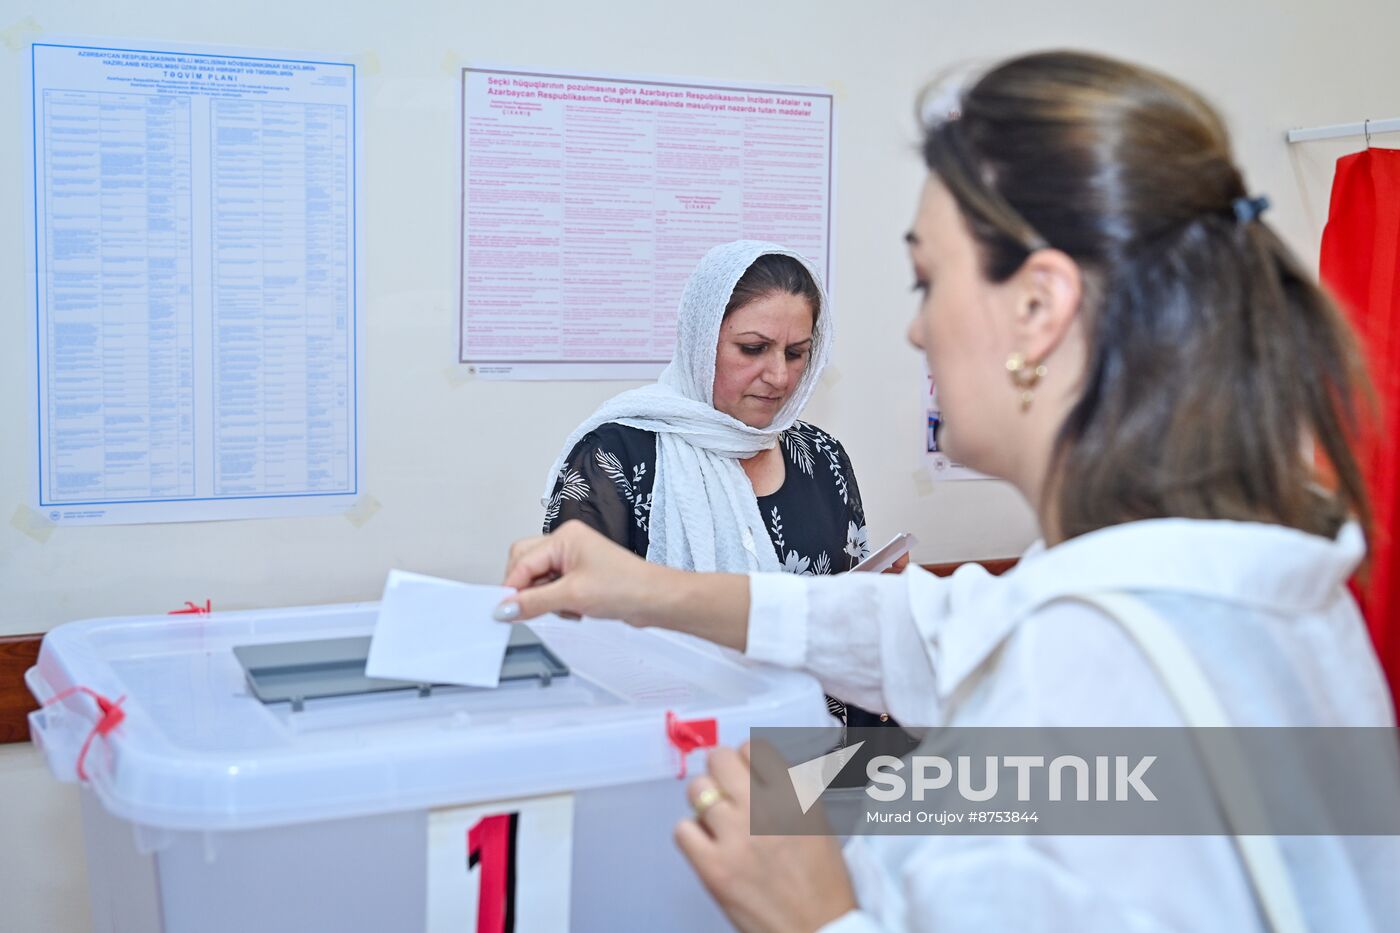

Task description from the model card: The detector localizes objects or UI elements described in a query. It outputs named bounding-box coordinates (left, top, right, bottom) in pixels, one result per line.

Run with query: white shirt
left=745, top=518, right=1396, bottom=933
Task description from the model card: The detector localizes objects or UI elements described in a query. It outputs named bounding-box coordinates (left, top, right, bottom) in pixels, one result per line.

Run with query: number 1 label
left=428, top=793, right=573, bottom=932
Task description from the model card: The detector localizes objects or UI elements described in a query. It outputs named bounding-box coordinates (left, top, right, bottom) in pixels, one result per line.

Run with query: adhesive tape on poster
left=445, top=364, right=476, bottom=387
left=11, top=504, right=56, bottom=543
left=344, top=494, right=383, bottom=529
left=1, top=16, right=42, bottom=51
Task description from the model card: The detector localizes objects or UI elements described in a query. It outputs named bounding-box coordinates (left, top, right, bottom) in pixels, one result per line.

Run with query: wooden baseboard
left=0, top=634, right=42, bottom=745
left=921, top=557, right=1018, bottom=578
left=0, top=557, right=1018, bottom=746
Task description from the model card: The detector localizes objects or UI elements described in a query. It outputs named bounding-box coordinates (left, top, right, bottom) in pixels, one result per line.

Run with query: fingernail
left=492, top=602, right=520, bottom=622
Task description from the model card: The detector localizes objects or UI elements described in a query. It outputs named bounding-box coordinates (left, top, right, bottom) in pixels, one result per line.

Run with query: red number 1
left=467, top=812, right=519, bottom=933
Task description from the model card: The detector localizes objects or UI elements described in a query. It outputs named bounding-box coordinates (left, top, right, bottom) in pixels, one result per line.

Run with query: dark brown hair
left=725, top=253, right=822, bottom=322
left=920, top=51, right=1371, bottom=543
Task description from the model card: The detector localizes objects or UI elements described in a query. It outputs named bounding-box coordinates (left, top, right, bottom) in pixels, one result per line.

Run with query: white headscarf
left=541, top=240, right=833, bottom=572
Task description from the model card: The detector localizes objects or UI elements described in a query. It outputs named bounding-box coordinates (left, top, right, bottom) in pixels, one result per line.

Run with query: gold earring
left=1006, top=351, right=1047, bottom=412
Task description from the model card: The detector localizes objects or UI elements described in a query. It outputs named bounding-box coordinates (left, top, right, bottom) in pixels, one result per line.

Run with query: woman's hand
left=497, top=520, right=754, bottom=649
left=676, top=742, right=858, bottom=933
left=883, top=553, right=911, bottom=574
left=497, top=519, right=659, bottom=622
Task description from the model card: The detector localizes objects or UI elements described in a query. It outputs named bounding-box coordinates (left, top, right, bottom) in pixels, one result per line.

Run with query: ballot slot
left=234, top=624, right=569, bottom=712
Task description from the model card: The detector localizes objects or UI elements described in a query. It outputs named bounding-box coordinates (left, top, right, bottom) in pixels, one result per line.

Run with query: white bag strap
left=1065, top=592, right=1308, bottom=933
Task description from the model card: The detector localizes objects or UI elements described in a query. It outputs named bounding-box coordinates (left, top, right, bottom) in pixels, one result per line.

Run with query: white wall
left=3, top=0, right=1398, bottom=929
left=0, top=743, right=91, bottom=932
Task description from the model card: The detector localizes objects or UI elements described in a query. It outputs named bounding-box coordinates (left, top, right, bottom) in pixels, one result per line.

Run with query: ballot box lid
left=26, top=601, right=827, bottom=831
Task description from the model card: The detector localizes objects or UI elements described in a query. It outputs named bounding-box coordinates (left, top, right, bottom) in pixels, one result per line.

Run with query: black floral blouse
left=544, top=419, right=894, bottom=728
left=545, top=420, right=871, bottom=573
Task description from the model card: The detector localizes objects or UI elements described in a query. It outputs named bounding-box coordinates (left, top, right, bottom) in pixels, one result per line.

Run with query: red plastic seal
left=42, top=686, right=127, bottom=781
left=665, top=711, right=717, bottom=779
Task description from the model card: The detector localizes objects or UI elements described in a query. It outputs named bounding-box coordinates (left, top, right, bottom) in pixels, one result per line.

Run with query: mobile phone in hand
left=851, top=533, right=916, bottom=573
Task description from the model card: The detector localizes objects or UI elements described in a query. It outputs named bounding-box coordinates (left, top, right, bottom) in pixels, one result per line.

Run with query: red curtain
left=1320, top=147, right=1400, bottom=708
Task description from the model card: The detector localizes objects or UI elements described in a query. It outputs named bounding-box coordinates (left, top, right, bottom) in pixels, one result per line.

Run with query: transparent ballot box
left=27, top=602, right=829, bottom=932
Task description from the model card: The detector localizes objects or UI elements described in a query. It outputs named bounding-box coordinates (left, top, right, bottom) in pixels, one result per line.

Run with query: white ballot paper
left=367, top=571, right=515, bottom=688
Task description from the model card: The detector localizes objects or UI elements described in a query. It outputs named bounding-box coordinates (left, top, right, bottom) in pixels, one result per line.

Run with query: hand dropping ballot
left=366, top=570, right=515, bottom=688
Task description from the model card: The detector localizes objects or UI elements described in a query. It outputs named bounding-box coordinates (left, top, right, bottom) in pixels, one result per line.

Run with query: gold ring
left=692, top=786, right=724, bottom=819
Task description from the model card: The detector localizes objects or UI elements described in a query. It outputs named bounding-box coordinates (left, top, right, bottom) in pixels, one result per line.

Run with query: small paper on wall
left=427, top=793, right=574, bottom=933
left=925, top=364, right=986, bottom=482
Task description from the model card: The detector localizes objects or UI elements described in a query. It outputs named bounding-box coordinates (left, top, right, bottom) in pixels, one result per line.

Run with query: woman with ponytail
left=499, top=52, right=1395, bottom=932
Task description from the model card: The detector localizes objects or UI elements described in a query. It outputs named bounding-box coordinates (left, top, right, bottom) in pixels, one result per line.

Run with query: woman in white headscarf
left=543, top=241, right=896, bottom=726
left=544, top=240, right=869, bottom=577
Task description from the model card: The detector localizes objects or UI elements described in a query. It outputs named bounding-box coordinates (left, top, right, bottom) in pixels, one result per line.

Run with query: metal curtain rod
left=1287, top=116, right=1400, bottom=144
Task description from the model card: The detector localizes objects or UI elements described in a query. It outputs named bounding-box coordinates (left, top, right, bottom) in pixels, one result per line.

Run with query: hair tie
left=1232, top=194, right=1270, bottom=225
